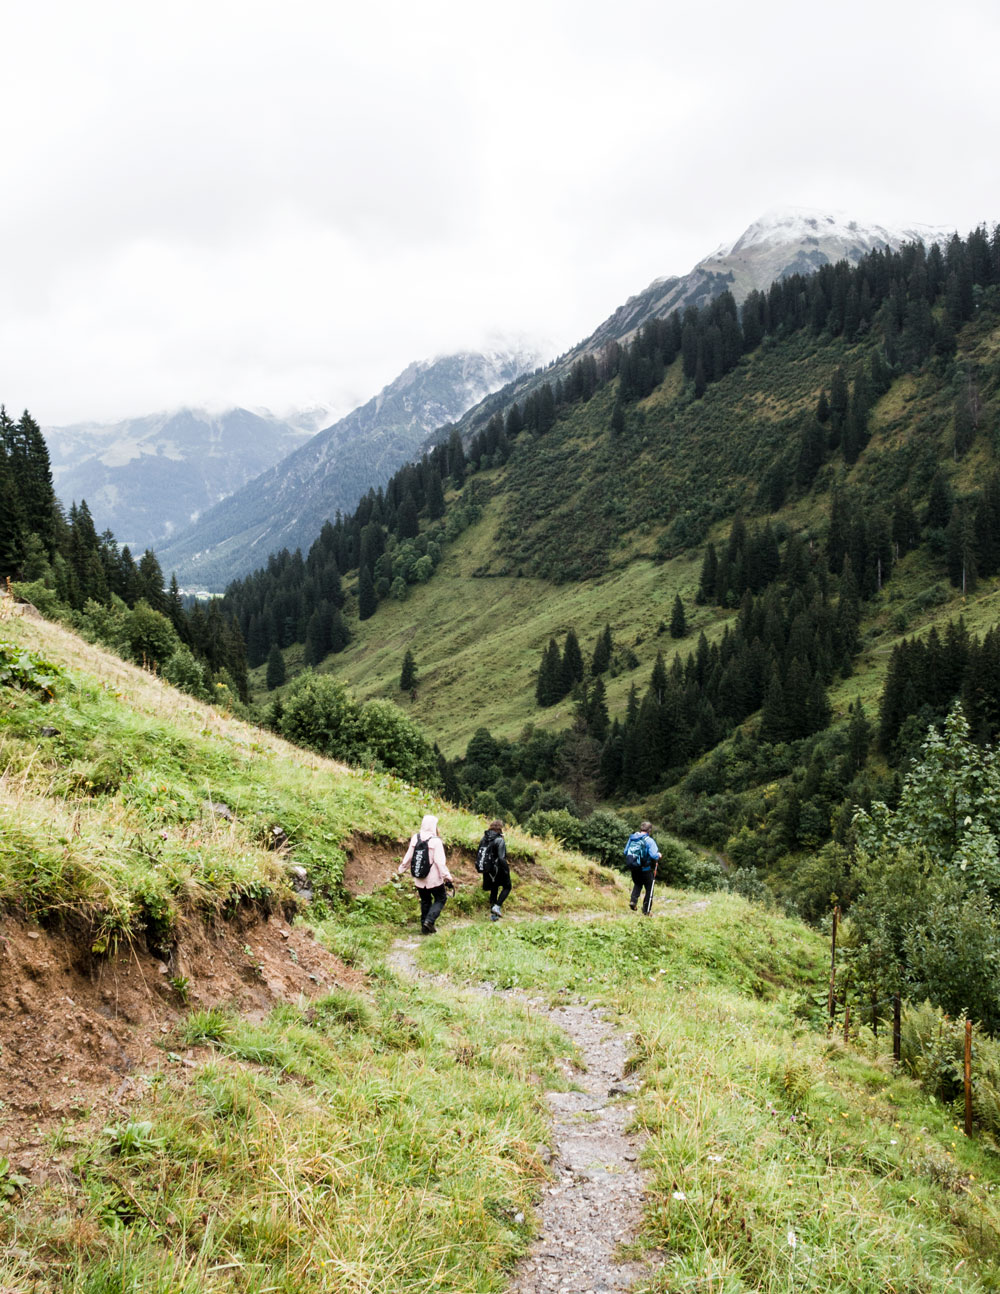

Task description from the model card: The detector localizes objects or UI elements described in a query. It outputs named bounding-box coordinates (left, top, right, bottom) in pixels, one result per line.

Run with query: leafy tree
left=856, top=706, right=1000, bottom=887
left=355, top=699, right=441, bottom=789
left=121, top=601, right=180, bottom=671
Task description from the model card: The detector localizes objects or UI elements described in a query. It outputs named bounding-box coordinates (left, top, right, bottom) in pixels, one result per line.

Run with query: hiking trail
left=388, top=931, right=662, bottom=1293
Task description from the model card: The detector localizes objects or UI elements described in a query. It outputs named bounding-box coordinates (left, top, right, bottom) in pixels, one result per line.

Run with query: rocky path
left=387, top=935, right=659, bottom=1293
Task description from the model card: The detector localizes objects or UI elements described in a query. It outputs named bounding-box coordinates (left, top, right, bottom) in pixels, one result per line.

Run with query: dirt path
left=387, top=934, right=660, bottom=1293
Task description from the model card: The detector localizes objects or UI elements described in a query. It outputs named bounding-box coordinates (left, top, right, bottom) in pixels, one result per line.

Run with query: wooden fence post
left=893, top=994, right=901, bottom=1064
left=843, top=1000, right=851, bottom=1044
left=828, top=905, right=840, bottom=1033
left=965, top=1019, right=974, bottom=1137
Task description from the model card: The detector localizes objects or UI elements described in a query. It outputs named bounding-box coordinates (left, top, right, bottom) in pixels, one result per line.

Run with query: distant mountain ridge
left=158, top=347, right=541, bottom=587
left=445, top=208, right=955, bottom=448
left=571, top=206, right=953, bottom=356
left=44, top=407, right=313, bottom=552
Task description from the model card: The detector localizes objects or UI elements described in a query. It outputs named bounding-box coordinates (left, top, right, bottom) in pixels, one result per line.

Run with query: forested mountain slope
left=222, top=224, right=1000, bottom=896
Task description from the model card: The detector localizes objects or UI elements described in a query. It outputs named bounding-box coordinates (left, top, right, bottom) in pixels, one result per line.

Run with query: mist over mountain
left=158, top=347, right=541, bottom=587
left=44, top=407, right=313, bottom=552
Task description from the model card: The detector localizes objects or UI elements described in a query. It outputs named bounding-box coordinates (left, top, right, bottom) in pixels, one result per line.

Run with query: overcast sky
left=4, top=0, right=999, bottom=427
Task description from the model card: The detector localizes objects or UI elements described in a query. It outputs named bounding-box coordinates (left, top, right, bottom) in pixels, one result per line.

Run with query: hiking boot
left=629, top=901, right=637, bottom=911
left=490, top=904, right=502, bottom=921
left=420, top=923, right=435, bottom=935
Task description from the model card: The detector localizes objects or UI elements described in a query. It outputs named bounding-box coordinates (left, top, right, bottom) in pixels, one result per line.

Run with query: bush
left=279, top=675, right=360, bottom=761
left=525, top=809, right=583, bottom=849
left=728, top=865, right=772, bottom=905
left=674, top=855, right=726, bottom=892
left=278, top=676, right=439, bottom=789
left=355, top=699, right=441, bottom=789
left=577, top=809, right=630, bottom=866
left=783, top=843, right=855, bottom=923
left=162, top=647, right=210, bottom=701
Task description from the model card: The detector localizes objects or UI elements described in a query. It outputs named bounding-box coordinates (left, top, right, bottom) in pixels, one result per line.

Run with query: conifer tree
left=560, top=629, right=584, bottom=694
left=447, top=428, right=466, bottom=485
left=669, top=594, right=687, bottom=639
left=266, top=643, right=286, bottom=691
left=591, top=624, right=613, bottom=675
left=400, top=649, right=417, bottom=691
left=426, top=470, right=445, bottom=520
left=358, top=564, right=377, bottom=620
left=536, top=638, right=562, bottom=706
left=585, top=677, right=610, bottom=743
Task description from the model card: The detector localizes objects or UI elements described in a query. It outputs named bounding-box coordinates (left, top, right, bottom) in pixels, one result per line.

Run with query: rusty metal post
left=843, top=1000, right=851, bottom=1044
left=893, top=994, right=901, bottom=1064
left=965, top=1019, right=974, bottom=1137
left=827, top=905, right=840, bottom=1032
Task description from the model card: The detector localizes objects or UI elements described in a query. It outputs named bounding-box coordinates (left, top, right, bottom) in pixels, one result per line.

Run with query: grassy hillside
left=4, top=616, right=1000, bottom=1290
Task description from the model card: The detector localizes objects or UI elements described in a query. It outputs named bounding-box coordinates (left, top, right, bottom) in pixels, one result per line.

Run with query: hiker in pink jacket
left=397, top=813, right=454, bottom=934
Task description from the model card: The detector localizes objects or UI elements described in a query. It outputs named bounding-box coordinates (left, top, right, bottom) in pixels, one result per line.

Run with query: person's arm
left=646, top=835, right=661, bottom=861
left=495, top=836, right=507, bottom=865
left=398, top=835, right=415, bottom=874
left=433, top=837, right=453, bottom=883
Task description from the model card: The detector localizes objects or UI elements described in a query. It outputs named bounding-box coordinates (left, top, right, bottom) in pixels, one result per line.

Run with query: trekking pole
left=647, top=859, right=659, bottom=916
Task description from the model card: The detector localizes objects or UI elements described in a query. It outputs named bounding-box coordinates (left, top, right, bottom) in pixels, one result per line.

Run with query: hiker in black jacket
left=478, top=819, right=511, bottom=921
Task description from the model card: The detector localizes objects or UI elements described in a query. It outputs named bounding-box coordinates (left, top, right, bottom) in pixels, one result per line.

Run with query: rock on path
left=388, top=935, right=660, bottom=1292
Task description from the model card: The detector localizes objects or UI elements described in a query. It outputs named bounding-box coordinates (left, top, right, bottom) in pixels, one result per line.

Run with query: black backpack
left=475, top=832, right=495, bottom=875
left=410, top=835, right=432, bottom=880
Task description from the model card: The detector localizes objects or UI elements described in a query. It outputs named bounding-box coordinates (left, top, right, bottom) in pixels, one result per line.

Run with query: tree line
left=1, top=406, right=249, bottom=701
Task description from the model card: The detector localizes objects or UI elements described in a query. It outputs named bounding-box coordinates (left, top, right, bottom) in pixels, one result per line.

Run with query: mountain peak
left=723, top=206, right=952, bottom=260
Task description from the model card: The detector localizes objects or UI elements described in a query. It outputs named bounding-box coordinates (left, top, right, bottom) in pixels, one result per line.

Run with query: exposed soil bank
left=0, top=911, right=360, bottom=1183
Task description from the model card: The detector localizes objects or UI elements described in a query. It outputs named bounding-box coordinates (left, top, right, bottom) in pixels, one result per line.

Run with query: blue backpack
left=624, top=832, right=650, bottom=871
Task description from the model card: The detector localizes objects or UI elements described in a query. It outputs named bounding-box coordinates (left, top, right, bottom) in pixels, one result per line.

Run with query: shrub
left=728, top=865, right=772, bottom=905
left=577, top=809, right=630, bottom=866
left=525, top=809, right=583, bottom=849
left=355, top=698, right=441, bottom=789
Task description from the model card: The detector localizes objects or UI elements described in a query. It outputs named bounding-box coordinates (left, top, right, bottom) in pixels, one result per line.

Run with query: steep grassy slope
left=4, top=614, right=1000, bottom=1291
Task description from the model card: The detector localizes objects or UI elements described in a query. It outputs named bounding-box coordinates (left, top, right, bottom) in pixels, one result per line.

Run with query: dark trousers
left=488, top=878, right=512, bottom=908
left=629, top=867, right=654, bottom=914
left=419, top=885, right=448, bottom=930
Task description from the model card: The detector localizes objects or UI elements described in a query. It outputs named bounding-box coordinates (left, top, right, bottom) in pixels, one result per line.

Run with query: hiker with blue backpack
left=624, top=820, right=661, bottom=916
left=397, top=813, right=454, bottom=935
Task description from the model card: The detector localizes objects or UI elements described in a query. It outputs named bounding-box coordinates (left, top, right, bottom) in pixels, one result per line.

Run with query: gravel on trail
left=387, top=935, right=662, bottom=1293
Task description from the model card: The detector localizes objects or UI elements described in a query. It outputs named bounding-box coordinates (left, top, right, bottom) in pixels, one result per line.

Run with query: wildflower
left=672, top=1191, right=687, bottom=1201
left=787, top=1229, right=797, bottom=1249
